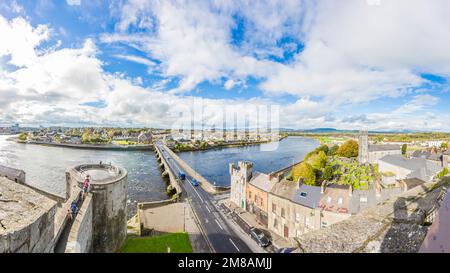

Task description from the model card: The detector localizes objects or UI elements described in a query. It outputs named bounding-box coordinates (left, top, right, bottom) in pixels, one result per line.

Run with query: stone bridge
left=155, top=143, right=230, bottom=194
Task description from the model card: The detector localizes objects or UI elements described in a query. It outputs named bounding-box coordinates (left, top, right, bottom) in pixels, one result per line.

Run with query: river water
left=178, top=136, right=319, bottom=187
left=0, top=135, right=318, bottom=208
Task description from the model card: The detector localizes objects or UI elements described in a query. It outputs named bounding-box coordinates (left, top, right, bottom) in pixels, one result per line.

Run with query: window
left=327, top=196, right=332, bottom=203
left=281, top=208, right=285, bottom=218
left=249, top=191, right=252, bottom=199
left=255, top=195, right=258, bottom=204
left=321, top=222, right=328, bottom=228
left=260, top=197, right=264, bottom=207
left=296, top=213, right=301, bottom=223
left=273, top=218, right=278, bottom=229
left=272, top=203, right=277, bottom=213
left=338, top=197, right=343, bottom=205
left=300, top=191, right=307, bottom=198
left=360, top=196, right=368, bottom=203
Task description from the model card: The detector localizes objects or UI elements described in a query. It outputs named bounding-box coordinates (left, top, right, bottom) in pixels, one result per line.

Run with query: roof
left=368, top=144, right=400, bottom=152
left=270, top=179, right=297, bottom=200
left=319, top=184, right=352, bottom=214
left=0, top=177, right=56, bottom=235
left=379, top=154, right=441, bottom=182
left=291, top=184, right=322, bottom=209
left=248, top=172, right=275, bottom=192
left=349, top=188, right=402, bottom=214
left=270, top=179, right=322, bottom=209
left=402, top=178, right=426, bottom=190
left=379, top=155, right=428, bottom=171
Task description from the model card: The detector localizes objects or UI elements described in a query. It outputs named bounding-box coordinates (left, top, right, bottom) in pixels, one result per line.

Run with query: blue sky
left=0, top=0, right=449, bottom=131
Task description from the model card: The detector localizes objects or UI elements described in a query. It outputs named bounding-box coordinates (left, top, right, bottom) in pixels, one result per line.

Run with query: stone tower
left=66, top=164, right=128, bottom=253
left=229, top=161, right=253, bottom=210
left=358, top=129, right=369, bottom=164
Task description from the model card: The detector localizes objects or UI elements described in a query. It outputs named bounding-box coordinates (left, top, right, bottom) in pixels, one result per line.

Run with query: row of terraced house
left=229, top=161, right=434, bottom=239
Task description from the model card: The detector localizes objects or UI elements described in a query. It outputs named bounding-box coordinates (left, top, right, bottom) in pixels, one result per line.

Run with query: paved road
left=157, top=143, right=253, bottom=253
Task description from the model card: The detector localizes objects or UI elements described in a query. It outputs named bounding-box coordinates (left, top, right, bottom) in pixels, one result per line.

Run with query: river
left=178, top=136, right=319, bottom=187
left=0, top=135, right=318, bottom=214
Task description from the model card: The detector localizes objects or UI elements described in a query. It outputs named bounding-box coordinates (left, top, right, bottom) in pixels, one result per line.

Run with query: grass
left=119, top=233, right=193, bottom=253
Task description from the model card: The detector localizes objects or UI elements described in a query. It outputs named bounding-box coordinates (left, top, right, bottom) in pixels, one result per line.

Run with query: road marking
left=229, top=238, right=240, bottom=252
left=188, top=180, right=204, bottom=203
left=215, top=219, right=224, bottom=230
left=206, top=205, right=211, bottom=214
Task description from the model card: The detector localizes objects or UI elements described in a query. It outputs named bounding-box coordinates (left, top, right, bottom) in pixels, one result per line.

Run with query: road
left=157, top=143, right=253, bottom=253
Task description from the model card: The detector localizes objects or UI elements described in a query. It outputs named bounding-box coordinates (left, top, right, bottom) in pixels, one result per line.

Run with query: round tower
left=66, top=163, right=128, bottom=253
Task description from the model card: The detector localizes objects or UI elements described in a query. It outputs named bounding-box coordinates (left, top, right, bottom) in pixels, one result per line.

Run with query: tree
left=401, top=144, right=407, bottom=155
left=327, top=145, right=339, bottom=156
left=316, top=145, right=329, bottom=155
left=322, top=165, right=333, bottom=181
left=18, top=132, right=28, bottom=141
left=309, top=151, right=327, bottom=170
left=292, top=162, right=316, bottom=186
left=441, top=142, right=448, bottom=149
left=336, top=140, right=358, bottom=158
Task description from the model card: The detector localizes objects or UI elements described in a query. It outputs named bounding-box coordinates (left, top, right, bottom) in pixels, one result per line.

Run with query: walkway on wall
left=54, top=190, right=85, bottom=253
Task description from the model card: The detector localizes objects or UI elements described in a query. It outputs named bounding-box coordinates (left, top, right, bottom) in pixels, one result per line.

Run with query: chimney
left=375, top=180, right=382, bottom=196
left=229, top=163, right=235, bottom=176
left=348, top=184, right=353, bottom=197
left=320, top=181, right=326, bottom=194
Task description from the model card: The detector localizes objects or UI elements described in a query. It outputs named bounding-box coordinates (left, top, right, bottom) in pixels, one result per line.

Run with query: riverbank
left=171, top=135, right=288, bottom=153
left=9, top=137, right=154, bottom=151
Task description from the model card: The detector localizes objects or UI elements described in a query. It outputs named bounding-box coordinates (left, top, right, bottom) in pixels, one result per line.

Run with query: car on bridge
left=178, top=171, right=186, bottom=180
left=249, top=227, right=271, bottom=248
left=190, top=178, right=199, bottom=187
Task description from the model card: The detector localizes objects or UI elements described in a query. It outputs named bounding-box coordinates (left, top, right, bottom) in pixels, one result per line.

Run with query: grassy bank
left=120, top=233, right=193, bottom=253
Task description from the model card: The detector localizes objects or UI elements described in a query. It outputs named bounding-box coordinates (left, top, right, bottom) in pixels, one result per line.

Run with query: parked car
left=190, top=179, right=199, bottom=186
left=249, top=227, right=270, bottom=248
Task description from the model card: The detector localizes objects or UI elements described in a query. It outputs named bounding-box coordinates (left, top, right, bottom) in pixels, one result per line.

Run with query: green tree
left=292, top=162, right=316, bottom=186
left=441, top=142, right=448, bottom=149
left=327, top=145, right=339, bottom=156
left=18, top=132, right=28, bottom=141
left=401, top=144, right=407, bottom=155
left=336, top=140, right=358, bottom=158
left=81, top=128, right=92, bottom=143
left=322, top=165, right=333, bottom=181
left=309, top=151, right=327, bottom=170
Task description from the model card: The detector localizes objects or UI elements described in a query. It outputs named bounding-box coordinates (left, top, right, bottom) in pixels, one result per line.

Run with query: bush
left=292, top=162, right=316, bottom=185
left=437, top=167, right=449, bottom=179
left=401, top=144, right=407, bottom=155
left=328, top=145, right=339, bottom=156
left=336, top=140, right=358, bottom=158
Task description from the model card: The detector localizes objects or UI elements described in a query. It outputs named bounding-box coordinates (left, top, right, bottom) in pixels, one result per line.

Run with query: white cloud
left=66, top=0, right=81, bottom=6
left=113, top=54, right=156, bottom=67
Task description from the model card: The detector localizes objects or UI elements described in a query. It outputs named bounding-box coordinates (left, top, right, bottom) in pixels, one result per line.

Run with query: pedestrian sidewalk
left=220, top=199, right=298, bottom=251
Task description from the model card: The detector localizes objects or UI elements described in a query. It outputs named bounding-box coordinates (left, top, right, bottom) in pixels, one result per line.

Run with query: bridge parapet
left=154, top=145, right=182, bottom=198
left=161, top=144, right=230, bottom=194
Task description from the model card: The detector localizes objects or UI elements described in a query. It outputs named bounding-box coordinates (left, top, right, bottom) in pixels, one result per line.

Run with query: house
left=358, top=130, right=401, bottom=164
left=411, top=150, right=443, bottom=167
left=246, top=172, right=277, bottom=227
left=137, top=131, right=152, bottom=144
left=378, top=154, right=442, bottom=183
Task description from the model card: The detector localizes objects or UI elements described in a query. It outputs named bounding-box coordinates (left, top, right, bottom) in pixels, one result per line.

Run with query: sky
left=0, top=0, right=449, bottom=131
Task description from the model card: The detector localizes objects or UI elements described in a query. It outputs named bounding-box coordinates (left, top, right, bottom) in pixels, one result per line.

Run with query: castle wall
left=65, top=194, right=93, bottom=253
